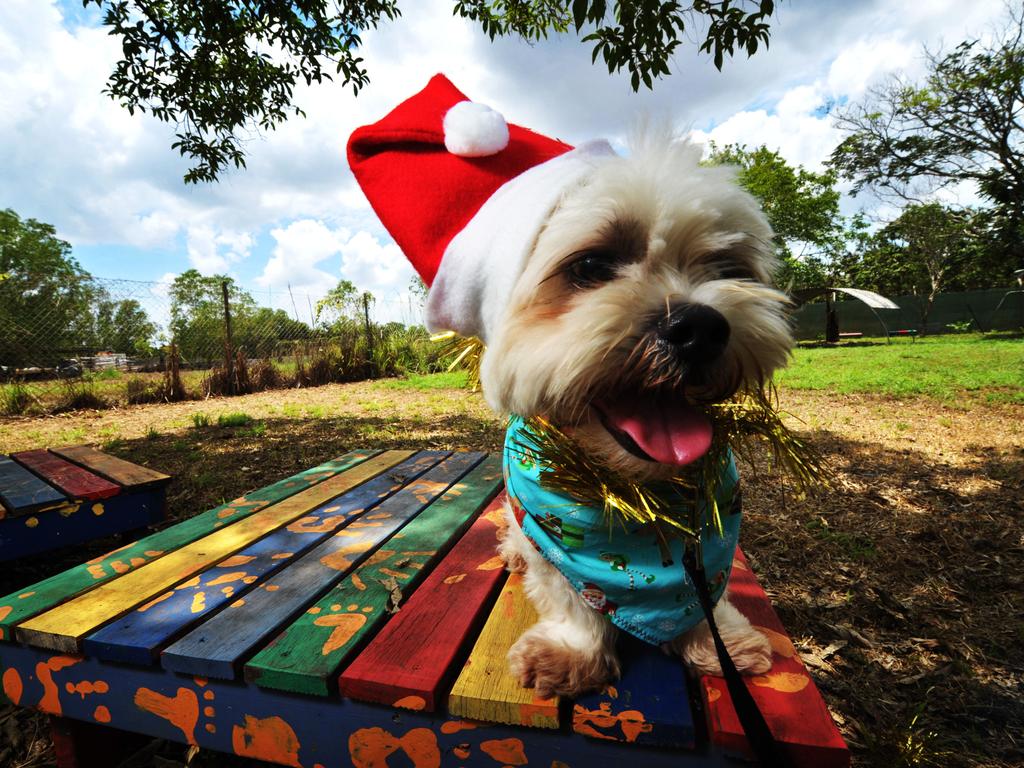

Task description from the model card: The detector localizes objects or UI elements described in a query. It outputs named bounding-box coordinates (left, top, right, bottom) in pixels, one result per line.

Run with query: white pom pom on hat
left=443, top=100, right=510, bottom=157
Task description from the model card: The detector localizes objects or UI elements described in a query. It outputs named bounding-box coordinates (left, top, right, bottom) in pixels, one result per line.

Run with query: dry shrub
left=204, top=350, right=252, bottom=397
left=293, top=344, right=338, bottom=387
left=250, top=358, right=286, bottom=390
left=202, top=366, right=231, bottom=397
left=0, top=381, right=39, bottom=416
left=306, top=349, right=341, bottom=386
left=162, top=344, right=190, bottom=402
left=125, top=376, right=162, bottom=404
left=232, top=349, right=252, bottom=393
left=291, top=333, right=372, bottom=386
left=204, top=352, right=288, bottom=397
left=53, top=379, right=108, bottom=413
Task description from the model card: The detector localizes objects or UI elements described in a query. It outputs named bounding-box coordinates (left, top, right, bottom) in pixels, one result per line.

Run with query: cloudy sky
left=0, top=0, right=1008, bottom=322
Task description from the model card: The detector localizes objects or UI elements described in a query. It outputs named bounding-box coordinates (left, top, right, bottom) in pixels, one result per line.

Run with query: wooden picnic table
left=0, top=445, right=169, bottom=561
left=0, top=449, right=848, bottom=767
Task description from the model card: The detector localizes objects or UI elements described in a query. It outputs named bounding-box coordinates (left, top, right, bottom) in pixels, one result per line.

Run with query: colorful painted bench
left=0, top=449, right=848, bottom=767
left=0, top=445, right=170, bottom=562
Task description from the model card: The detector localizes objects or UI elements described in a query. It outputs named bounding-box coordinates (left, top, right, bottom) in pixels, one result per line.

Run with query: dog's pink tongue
left=603, top=397, right=713, bottom=466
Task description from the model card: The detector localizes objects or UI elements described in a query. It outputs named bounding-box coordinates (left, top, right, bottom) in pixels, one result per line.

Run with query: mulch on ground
left=1, top=381, right=1021, bottom=768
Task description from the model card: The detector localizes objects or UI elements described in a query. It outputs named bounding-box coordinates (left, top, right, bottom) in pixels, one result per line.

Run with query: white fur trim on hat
left=443, top=101, right=510, bottom=157
left=426, top=140, right=617, bottom=341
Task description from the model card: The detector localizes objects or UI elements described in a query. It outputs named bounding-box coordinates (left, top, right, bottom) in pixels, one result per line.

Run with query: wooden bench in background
left=0, top=446, right=170, bottom=562
left=0, top=449, right=848, bottom=767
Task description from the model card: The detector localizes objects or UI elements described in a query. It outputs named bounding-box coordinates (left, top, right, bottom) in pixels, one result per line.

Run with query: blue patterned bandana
left=503, top=415, right=741, bottom=645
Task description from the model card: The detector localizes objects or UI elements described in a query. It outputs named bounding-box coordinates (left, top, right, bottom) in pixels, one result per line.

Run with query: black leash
left=682, top=547, right=791, bottom=768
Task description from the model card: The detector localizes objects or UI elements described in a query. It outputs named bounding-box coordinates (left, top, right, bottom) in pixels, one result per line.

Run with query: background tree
left=168, top=269, right=256, bottom=363
left=237, top=307, right=313, bottom=358
left=315, top=278, right=378, bottom=334
left=850, top=203, right=975, bottom=330
left=92, top=297, right=158, bottom=356
left=831, top=4, right=1024, bottom=271
left=942, top=208, right=1020, bottom=290
left=85, top=1, right=777, bottom=183
left=0, top=209, right=98, bottom=367
left=408, top=275, right=429, bottom=308
left=703, top=143, right=842, bottom=289
left=315, top=279, right=363, bottom=328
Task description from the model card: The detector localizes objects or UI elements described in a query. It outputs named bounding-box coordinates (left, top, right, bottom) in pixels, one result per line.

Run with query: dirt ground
left=1, top=380, right=1021, bottom=768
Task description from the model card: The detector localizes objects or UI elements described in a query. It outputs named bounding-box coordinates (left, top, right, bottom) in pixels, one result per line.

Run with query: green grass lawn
left=380, top=370, right=469, bottom=390
left=778, top=333, right=1024, bottom=403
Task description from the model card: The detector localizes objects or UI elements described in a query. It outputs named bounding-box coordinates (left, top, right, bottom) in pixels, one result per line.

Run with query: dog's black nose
left=657, top=303, right=730, bottom=365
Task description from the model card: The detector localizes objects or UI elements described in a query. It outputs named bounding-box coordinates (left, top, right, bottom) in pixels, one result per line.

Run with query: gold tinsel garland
left=430, top=331, right=484, bottom=391
left=512, top=387, right=828, bottom=545
left=435, top=333, right=829, bottom=543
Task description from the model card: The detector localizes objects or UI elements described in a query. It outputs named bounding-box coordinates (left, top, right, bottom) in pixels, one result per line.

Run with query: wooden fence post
left=363, top=293, right=374, bottom=376
left=222, top=281, right=235, bottom=395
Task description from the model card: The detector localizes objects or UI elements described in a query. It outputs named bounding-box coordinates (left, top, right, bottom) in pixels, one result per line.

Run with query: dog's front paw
left=674, top=620, right=772, bottom=676
left=496, top=536, right=529, bottom=574
left=507, top=625, right=619, bottom=698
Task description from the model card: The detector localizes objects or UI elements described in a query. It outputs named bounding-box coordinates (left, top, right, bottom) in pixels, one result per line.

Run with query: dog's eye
left=564, top=251, right=619, bottom=288
left=716, top=264, right=755, bottom=281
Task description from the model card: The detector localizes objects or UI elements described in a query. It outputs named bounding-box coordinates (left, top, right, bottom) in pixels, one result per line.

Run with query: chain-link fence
left=2, top=270, right=1022, bottom=417
left=0, top=273, right=441, bottom=416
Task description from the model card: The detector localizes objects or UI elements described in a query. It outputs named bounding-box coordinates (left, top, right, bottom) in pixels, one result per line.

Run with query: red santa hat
left=347, top=74, right=615, bottom=341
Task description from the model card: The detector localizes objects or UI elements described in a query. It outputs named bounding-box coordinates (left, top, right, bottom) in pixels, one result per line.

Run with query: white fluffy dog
left=346, top=76, right=792, bottom=700
left=483, top=133, right=794, bottom=698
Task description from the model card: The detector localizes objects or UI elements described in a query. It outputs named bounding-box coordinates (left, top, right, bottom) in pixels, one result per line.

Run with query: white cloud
left=825, top=36, right=919, bottom=99
left=186, top=225, right=253, bottom=274
left=687, top=35, right=918, bottom=172
left=254, top=220, right=416, bottom=313
left=155, top=272, right=177, bottom=293
left=691, top=104, right=840, bottom=173
left=0, top=0, right=1013, bottom=297
left=339, top=230, right=416, bottom=297
left=257, top=219, right=348, bottom=296
left=688, top=3, right=1004, bottom=178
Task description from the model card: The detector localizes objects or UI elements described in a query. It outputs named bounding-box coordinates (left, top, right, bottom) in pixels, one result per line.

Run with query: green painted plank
left=0, top=449, right=378, bottom=641
left=244, top=454, right=504, bottom=696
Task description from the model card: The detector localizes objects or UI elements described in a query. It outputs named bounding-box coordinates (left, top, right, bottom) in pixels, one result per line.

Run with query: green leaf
left=572, top=0, right=589, bottom=30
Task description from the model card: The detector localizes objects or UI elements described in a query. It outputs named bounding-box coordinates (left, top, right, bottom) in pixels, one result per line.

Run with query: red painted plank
left=700, top=549, right=850, bottom=768
left=337, top=495, right=509, bottom=711
left=12, top=450, right=120, bottom=502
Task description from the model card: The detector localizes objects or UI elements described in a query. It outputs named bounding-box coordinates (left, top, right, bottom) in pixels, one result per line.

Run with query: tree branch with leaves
left=830, top=3, right=1024, bottom=262
left=86, top=0, right=778, bottom=183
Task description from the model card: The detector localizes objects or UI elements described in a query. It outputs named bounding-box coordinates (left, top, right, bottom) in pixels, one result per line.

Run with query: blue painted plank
left=573, top=633, right=695, bottom=748
left=160, top=451, right=486, bottom=680
left=0, top=641, right=726, bottom=767
left=82, top=451, right=449, bottom=665
left=0, top=455, right=70, bottom=516
left=0, top=489, right=165, bottom=563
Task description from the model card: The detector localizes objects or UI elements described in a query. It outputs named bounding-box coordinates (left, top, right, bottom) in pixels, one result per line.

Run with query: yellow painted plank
left=15, top=450, right=413, bottom=652
left=447, top=573, right=560, bottom=728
